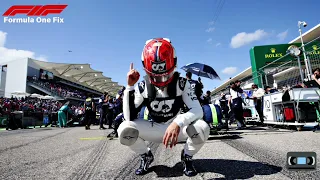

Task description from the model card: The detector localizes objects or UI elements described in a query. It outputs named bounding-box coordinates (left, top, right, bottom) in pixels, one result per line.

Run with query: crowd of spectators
left=0, top=96, right=84, bottom=116
left=27, top=76, right=86, bottom=99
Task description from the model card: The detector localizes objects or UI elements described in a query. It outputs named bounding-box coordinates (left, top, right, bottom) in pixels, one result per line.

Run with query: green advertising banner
left=250, top=40, right=320, bottom=87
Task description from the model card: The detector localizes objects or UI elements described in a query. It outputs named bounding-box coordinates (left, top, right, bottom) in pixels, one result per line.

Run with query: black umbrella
left=181, top=63, right=220, bottom=80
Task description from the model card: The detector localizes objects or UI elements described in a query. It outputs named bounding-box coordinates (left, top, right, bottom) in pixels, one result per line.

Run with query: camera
left=303, top=22, right=307, bottom=27
left=298, top=21, right=307, bottom=27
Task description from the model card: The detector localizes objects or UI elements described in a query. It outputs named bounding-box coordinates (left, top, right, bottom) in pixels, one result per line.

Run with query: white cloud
left=206, top=27, right=215, bottom=32
left=207, top=38, right=212, bottom=43
left=230, top=29, right=268, bottom=48
left=222, top=67, right=238, bottom=75
left=0, top=30, right=47, bottom=63
left=216, top=43, right=221, bottom=47
left=208, top=21, right=214, bottom=25
left=277, top=30, right=288, bottom=41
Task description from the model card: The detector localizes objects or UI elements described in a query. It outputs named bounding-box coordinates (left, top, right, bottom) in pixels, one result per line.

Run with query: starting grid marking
left=79, top=136, right=106, bottom=140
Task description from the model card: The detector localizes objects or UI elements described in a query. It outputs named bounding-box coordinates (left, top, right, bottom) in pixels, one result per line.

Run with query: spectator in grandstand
left=27, top=76, right=87, bottom=99
left=251, top=84, right=265, bottom=124
left=99, top=92, right=108, bottom=130
left=84, top=94, right=95, bottom=130
left=57, top=101, right=73, bottom=128
left=229, top=80, right=246, bottom=129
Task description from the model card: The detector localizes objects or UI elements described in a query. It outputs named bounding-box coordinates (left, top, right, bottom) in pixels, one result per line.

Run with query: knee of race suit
left=186, top=119, right=210, bottom=145
left=117, top=120, right=139, bottom=146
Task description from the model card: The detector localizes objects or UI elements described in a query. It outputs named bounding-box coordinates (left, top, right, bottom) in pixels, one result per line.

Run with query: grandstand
left=211, top=23, right=320, bottom=100
left=0, top=58, right=122, bottom=101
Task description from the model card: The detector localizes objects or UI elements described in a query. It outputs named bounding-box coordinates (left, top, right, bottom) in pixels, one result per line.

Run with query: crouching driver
left=117, top=38, right=210, bottom=177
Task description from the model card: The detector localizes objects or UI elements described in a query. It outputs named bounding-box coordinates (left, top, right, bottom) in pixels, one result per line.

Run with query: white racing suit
left=118, top=74, right=210, bottom=156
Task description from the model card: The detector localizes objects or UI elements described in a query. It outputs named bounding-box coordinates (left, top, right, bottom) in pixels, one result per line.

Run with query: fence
left=253, top=36, right=320, bottom=89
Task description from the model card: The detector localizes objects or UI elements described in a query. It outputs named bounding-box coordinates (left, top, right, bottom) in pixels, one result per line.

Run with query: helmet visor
left=149, top=70, right=174, bottom=83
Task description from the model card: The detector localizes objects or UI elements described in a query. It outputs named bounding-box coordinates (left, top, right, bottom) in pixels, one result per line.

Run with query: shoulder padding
left=178, top=77, right=187, bottom=91
left=138, top=80, right=146, bottom=94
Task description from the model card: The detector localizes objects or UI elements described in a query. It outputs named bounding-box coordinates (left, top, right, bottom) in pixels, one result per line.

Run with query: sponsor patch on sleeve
left=138, top=81, right=146, bottom=93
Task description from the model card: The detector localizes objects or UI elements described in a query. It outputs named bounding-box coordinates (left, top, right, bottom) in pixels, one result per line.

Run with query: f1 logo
left=151, top=62, right=166, bottom=73
left=3, top=5, right=68, bottom=16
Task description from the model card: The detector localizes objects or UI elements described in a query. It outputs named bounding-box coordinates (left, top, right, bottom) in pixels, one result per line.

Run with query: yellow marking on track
left=79, top=136, right=106, bottom=140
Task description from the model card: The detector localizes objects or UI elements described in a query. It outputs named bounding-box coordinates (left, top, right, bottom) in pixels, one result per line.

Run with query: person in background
left=99, top=92, right=108, bottom=130
left=57, top=101, right=73, bottom=128
left=84, top=94, right=95, bottom=130
left=229, top=80, right=246, bottom=129
left=107, top=96, right=115, bottom=129
left=311, top=68, right=320, bottom=87
left=201, top=91, right=211, bottom=105
left=108, top=89, right=125, bottom=138
left=251, top=84, right=265, bottom=124
left=264, top=86, right=278, bottom=94
left=219, top=93, right=230, bottom=120
left=185, top=72, right=203, bottom=104
left=114, top=89, right=124, bottom=115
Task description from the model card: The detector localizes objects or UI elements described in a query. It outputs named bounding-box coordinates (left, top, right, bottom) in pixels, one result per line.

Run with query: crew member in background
left=201, top=90, right=211, bottom=105
left=219, top=93, right=230, bottom=120
left=114, top=88, right=125, bottom=115
left=264, top=86, right=278, bottom=94
left=57, top=101, right=73, bottom=128
left=185, top=72, right=203, bottom=104
left=107, top=89, right=125, bottom=138
left=99, top=92, right=108, bottom=130
left=311, top=68, right=320, bottom=87
left=229, top=80, right=246, bottom=129
left=251, top=84, right=265, bottom=124
left=84, top=94, right=95, bottom=130
left=107, top=97, right=115, bottom=129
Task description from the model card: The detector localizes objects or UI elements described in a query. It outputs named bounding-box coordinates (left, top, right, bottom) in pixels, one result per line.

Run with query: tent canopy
left=31, top=59, right=122, bottom=94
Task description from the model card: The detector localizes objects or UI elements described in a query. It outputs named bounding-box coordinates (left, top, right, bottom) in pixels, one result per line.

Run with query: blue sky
left=0, top=0, right=319, bottom=92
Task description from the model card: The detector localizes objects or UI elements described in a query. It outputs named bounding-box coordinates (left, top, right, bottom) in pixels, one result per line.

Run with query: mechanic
left=84, top=94, right=95, bottom=130
left=99, top=92, right=108, bottom=130
left=117, top=38, right=210, bottom=177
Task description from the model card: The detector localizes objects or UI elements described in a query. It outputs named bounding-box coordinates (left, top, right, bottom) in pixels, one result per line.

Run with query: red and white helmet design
left=141, top=38, right=177, bottom=87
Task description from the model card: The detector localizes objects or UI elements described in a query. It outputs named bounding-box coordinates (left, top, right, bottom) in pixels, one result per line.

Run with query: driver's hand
left=163, top=122, right=180, bottom=148
left=127, top=63, right=140, bottom=86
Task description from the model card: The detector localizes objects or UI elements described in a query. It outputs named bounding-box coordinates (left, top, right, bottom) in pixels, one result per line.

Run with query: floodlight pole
left=296, top=56, right=304, bottom=83
left=298, top=21, right=311, bottom=80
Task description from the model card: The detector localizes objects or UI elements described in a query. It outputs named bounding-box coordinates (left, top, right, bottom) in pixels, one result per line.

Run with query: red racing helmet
left=141, top=38, right=177, bottom=87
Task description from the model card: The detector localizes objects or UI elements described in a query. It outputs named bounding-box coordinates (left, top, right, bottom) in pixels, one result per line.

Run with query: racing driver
left=117, top=38, right=210, bottom=177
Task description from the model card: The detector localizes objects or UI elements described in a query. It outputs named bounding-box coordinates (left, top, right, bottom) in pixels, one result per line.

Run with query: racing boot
left=135, top=149, right=154, bottom=175
left=107, top=131, right=116, bottom=138
left=181, top=149, right=197, bottom=177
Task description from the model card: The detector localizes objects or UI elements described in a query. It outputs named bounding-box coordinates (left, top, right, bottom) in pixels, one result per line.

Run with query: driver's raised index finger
left=130, top=63, right=133, bottom=70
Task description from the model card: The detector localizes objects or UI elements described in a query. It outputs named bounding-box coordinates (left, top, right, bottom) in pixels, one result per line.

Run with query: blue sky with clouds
left=0, top=0, right=319, bottom=92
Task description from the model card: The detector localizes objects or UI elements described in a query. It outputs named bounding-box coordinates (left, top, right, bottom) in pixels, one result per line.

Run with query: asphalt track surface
left=1, top=125, right=320, bottom=180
